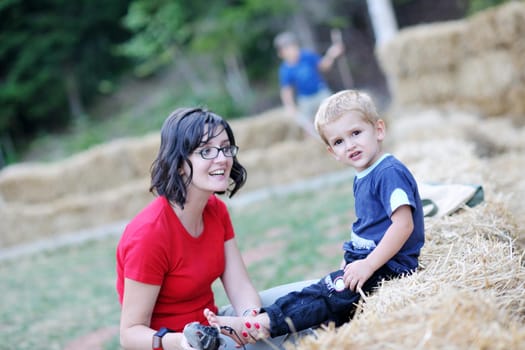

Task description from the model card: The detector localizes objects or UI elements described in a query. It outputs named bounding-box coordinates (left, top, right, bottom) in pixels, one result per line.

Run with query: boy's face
left=323, top=112, right=385, bottom=172
left=278, top=44, right=300, bottom=64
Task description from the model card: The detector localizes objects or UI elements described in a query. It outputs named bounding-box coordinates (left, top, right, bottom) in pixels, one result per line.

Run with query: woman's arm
left=221, top=239, right=261, bottom=316
left=120, top=278, right=188, bottom=350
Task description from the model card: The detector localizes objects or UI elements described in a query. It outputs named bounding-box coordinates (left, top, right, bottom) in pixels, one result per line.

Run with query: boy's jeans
left=262, top=265, right=397, bottom=337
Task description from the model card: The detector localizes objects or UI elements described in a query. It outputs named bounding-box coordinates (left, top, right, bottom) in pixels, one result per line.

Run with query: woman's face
left=182, top=126, right=234, bottom=198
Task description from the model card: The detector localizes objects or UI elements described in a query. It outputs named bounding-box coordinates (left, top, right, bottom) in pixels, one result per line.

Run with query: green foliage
left=120, top=0, right=294, bottom=79
left=21, top=80, right=243, bottom=162
left=0, top=0, right=131, bottom=156
left=467, top=0, right=511, bottom=14
left=118, top=0, right=194, bottom=76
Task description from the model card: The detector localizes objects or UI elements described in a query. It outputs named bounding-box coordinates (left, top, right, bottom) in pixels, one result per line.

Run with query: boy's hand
left=326, top=42, right=344, bottom=60
left=343, top=259, right=375, bottom=292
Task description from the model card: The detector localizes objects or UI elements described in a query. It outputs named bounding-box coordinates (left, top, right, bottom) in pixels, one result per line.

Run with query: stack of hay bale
left=377, top=1, right=525, bottom=117
left=0, top=134, right=158, bottom=247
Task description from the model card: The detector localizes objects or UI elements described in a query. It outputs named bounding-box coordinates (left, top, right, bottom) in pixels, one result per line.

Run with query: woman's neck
left=172, top=192, right=209, bottom=237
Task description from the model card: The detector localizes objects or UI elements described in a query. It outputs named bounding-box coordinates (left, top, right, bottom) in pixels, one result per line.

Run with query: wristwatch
left=152, top=327, right=173, bottom=350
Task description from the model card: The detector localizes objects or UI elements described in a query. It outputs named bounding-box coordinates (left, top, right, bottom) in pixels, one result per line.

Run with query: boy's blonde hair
left=314, top=90, right=380, bottom=144
left=273, top=31, right=298, bottom=50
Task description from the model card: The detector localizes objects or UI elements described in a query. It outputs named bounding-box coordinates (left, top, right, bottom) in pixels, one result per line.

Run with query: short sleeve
left=119, top=223, right=170, bottom=286
left=376, top=167, right=417, bottom=217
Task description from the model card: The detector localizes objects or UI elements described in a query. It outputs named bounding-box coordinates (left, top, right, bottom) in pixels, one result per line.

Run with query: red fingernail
left=252, top=309, right=258, bottom=316
left=242, top=331, right=248, bottom=337
left=254, top=323, right=260, bottom=329
left=245, top=322, right=251, bottom=329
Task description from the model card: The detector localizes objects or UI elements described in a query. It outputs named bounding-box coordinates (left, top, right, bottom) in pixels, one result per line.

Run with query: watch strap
left=152, top=327, right=174, bottom=350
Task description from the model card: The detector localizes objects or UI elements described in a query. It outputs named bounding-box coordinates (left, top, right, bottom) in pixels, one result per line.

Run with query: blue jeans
left=261, top=264, right=397, bottom=337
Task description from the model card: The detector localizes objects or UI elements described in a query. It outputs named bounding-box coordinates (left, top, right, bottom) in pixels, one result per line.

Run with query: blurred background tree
left=0, top=0, right=512, bottom=167
left=0, top=0, right=131, bottom=164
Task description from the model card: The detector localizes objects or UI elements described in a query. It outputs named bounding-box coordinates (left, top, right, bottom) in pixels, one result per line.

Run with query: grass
left=0, top=179, right=355, bottom=350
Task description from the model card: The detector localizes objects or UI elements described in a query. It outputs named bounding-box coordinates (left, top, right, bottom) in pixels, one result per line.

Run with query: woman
left=116, top=108, right=261, bottom=349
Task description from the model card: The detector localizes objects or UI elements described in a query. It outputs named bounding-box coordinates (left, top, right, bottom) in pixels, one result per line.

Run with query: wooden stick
left=331, top=28, right=354, bottom=89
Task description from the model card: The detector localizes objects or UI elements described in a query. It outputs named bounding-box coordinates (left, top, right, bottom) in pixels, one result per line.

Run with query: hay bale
left=0, top=133, right=159, bottom=204
left=231, top=108, right=303, bottom=152
left=239, top=138, right=344, bottom=192
left=491, top=151, right=525, bottom=231
left=494, top=1, right=525, bottom=46
left=393, top=138, right=486, bottom=185
left=392, top=71, right=458, bottom=105
left=387, top=106, right=525, bottom=230
left=0, top=179, right=151, bottom=247
left=456, top=50, right=516, bottom=115
left=462, top=1, right=525, bottom=55
left=377, top=20, right=465, bottom=78
left=386, top=109, right=478, bottom=144
left=378, top=1, right=525, bottom=117
left=293, top=201, right=525, bottom=349
left=507, top=84, right=525, bottom=117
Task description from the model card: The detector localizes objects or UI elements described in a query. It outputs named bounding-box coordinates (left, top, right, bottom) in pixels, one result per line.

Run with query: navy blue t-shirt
left=279, top=50, right=327, bottom=96
left=344, top=154, right=425, bottom=273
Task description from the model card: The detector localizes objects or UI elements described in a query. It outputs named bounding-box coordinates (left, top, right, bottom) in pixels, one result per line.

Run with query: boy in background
left=274, top=31, right=344, bottom=137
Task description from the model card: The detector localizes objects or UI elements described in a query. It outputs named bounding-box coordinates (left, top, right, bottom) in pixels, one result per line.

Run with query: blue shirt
left=344, top=154, right=425, bottom=273
left=279, top=50, right=327, bottom=96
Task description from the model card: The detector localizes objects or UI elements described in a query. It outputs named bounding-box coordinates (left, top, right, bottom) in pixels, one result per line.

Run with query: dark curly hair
left=150, top=107, right=247, bottom=208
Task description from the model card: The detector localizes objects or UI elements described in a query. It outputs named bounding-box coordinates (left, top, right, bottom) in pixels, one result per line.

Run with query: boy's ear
left=376, top=119, right=386, bottom=141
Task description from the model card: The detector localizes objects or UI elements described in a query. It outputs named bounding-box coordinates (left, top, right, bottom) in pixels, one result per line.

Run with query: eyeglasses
left=195, top=145, right=239, bottom=159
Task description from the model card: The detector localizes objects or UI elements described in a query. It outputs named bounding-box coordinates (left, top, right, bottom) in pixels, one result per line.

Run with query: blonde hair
left=314, top=90, right=380, bottom=144
left=273, top=31, right=298, bottom=49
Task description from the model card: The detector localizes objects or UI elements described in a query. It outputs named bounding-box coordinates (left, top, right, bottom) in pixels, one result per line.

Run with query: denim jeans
left=261, top=264, right=397, bottom=337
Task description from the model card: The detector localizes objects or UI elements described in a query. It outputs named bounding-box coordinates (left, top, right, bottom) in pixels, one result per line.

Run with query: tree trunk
left=366, top=0, right=398, bottom=47
left=172, top=45, right=206, bottom=95
left=223, top=51, right=252, bottom=109
left=291, top=5, right=317, bottom=51
left=0, top=133, right=16, bottom=168
left=63, top=65, right=86, bottom=124
left=331, top=29, right=354, bottom=89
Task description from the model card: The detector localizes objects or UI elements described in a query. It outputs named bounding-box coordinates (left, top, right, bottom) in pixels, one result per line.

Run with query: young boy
left=205, top=90, right=425, bottom=347
left=274, top=31, right=344, bottom=137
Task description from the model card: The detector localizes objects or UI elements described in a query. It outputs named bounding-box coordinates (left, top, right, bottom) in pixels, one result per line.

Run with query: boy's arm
left=344, top=205, right=414, bottom=291
left=318, top=42, right=344, bottom=72
left=280, top=86, right=298, bottom=116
